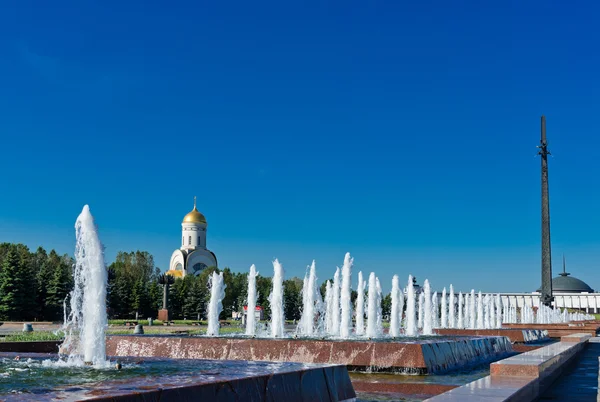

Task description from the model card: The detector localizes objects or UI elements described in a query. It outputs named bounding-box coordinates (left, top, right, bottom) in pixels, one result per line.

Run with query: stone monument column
left=158, top=274, right=175, bottom=322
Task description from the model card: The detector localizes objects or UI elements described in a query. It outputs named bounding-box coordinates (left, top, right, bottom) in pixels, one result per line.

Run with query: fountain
left=422, top=279, right=433, bottom=335
left=470, top=290, right=476, bottom=329
left=432, top=291, right=439, bottom=328
left=440, top=287, right=447, bottom=328
left=365, top=272, right=382, bottom=338
left=339, top=253, right=353, bottom=339
left=476, top=291, right=484, bottom=329
left=405, top=275, right=417, bottom=336
left=417, top=292, right=424, bottom=329
left=207, top=271, right=226, bottom=336
left=448, top=285, right=455, bottom=328
left=457, top=292, right=463, bottom=329
left=298, top=260, right=322, bottom=336
left=324, top=280, right=334, bottom=334
left=60, top=205, right=108, bottom=367
left=330, top=268, right=341, bottom=336
left=355, top=272, right=366, bottom=336
left=245, top=264, right=259, bottom=336
left=269, top=259, right=285, bottom=337
left=389, top=275, right=401, bottom=337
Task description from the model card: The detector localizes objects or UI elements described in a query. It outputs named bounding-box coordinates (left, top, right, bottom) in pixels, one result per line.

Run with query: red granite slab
left=106, top=335, right=512, bottom=374
left=434, top=329, right=545, bottom=343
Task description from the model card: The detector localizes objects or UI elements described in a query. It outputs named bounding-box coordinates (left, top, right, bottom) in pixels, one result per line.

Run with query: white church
left=166, top=198, right=218, bottom=278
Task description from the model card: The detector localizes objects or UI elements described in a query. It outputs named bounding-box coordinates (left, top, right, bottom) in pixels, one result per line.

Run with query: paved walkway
left=539, top=340, right=600, bottom=401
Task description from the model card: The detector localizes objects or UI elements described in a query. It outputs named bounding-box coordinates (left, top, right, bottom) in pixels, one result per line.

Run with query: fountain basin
left=435, top=328, right=549, bottom=344
left=0, top=353, right=355, bottom=402
left=107, top=334, right=514, bottom=374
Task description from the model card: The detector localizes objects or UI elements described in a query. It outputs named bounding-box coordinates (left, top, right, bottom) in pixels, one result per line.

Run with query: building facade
left=166, top=198, right=217, bottom=278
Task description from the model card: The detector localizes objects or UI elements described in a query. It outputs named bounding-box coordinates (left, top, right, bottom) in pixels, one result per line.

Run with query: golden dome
left=182, top=196, right=207, bottom=224
left=166, top=269, right=183, bottom=278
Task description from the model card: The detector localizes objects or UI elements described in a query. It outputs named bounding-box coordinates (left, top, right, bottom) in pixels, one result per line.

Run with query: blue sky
left=0, top=1, right=599, bottom=293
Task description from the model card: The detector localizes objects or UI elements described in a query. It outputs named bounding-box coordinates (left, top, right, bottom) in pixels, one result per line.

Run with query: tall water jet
left=476, top=291, right=484, bottom=329
left=324, top=280, right=334, bottom=334
left=489, top=294, right=496, bottom=329
left=207, top=271, right=226, bottom=336
left=448, top=285, right=455, bottom=328
left=245, top=264, right=259, bottom=336
left=354, top=273, right=365, bottom=336
left=432, top=292, right=439, bottom=328
left=298, top=261, right=321, bottom=336
left=405, top=275, right=417, bottom=336
left=457, top=292, right=463, bottom=329
left=61, top=205, right=108, bottom=366
left=417, top=292, right=424, bottom=329
left=269, top=259, right=285, bottom=338
left=495, top=294, right=502, bottom=328
left=339, top=253, right=353, bottom=339
left=330, top=268, right=341, bottom=336
left=440, top=288, right=447, bottom=328
left=390, top=275, right=401, bottom=337
left=422, top=279, right=433, bottom=335
left=375, top=277, right=383, bottom=335
left=469, top=290, right=476, bottom=329
left=366, top=272, right=382, bottom=338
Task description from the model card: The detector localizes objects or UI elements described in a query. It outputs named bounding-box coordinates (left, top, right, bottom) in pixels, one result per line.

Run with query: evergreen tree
left=183, top=277, right=206, bottom=320
left=0, top=248, right=24, bottom=320
left=36, top=249, right=56, bottom=320
left=131, top=277, right=148, bottom=319
left=46, top=256, right=74, bottom=321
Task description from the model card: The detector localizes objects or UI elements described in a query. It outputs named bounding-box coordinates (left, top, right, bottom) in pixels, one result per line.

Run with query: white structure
left=167, top=197, right=217, bottom=277
left=499, top=292, right=600, bottom=314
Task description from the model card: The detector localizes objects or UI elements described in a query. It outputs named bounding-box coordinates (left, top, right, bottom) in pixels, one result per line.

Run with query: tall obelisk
left=538, top=116, right=553, bottom=306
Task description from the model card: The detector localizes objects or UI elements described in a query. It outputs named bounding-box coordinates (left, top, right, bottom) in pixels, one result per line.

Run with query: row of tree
left=0, top=243, right=393, bottom=322
left=0, top=243, right=73, bottom=321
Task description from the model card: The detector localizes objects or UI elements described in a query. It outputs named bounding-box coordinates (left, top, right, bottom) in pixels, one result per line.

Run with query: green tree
left=183, top=276, right=207, bottom=320
left=382, top=293, right=392, bottom=320
left=46, top=255, right=74, bottom=321
left=0, top=247, right=24, bottom=320
left=283, top=277, right=303, bottom=321
left=0, top=246, right=36, bottom=320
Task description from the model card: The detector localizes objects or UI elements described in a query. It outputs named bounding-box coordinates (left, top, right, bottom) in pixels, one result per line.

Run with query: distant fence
left=496, top=293, right=600, bottom=313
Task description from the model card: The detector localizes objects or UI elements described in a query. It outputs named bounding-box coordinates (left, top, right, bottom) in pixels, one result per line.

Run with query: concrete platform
left=1, top=356, right=355, bottom=402
left=435, top=328, right=548, bottom=344
left=503, top=323, right=600, bottom=338
left=424, top=333, right=591, bottom=401
left=106, top=334, right=514, bottom=374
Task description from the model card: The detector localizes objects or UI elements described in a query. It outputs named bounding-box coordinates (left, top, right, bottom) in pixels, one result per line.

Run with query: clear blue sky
left=0, top=0, right=598, bottom=294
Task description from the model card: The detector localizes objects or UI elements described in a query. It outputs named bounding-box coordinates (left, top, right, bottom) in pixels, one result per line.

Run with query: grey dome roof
left=537, top=272, right=594, bottom=293
left=537, top=257, right=594, bottom=293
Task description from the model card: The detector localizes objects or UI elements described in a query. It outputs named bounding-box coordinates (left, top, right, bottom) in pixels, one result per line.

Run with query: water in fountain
left=207, top=271, right=226, bottom=336
left=440, top=287, right=447, bottom=328
left=457, top=292, right=463, bottom=329
left=422, top=279, right=433, bottom=335
left=376, top=277, right=383, bottom=335
left=496, top=294, right=502, bottom=328
left=417, top=292, right=424, bottom=329
left=389, top=275, right=401, bottom=337
left=330, top=268, right=341, bottom=336
left=269, top=259, right=285, bottom=337
left=483, top=294, right=490, bottom=329
left=476, top=291, right=484, bottom=329
left=245, top=264, right=259, bottom=336
left=339, top=253, right=353, bottom=339
left=448, top=285, right=455, bottom=328
left=355, top=272, right=366, bottom=336
left=405, top=275, right=417, bottom=336
left=324, top=280, right=334, bottom=334
left=469, top=290, right=476, bottom=329
left=432, top=292, right=439, bottom=328
left=366, top=272, right=382, bottom=338
left=60, top=205, right=108, bottom=367
left=298, top=260, right=322, bottom=336
left=489, top=294, right=496, bottom=328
